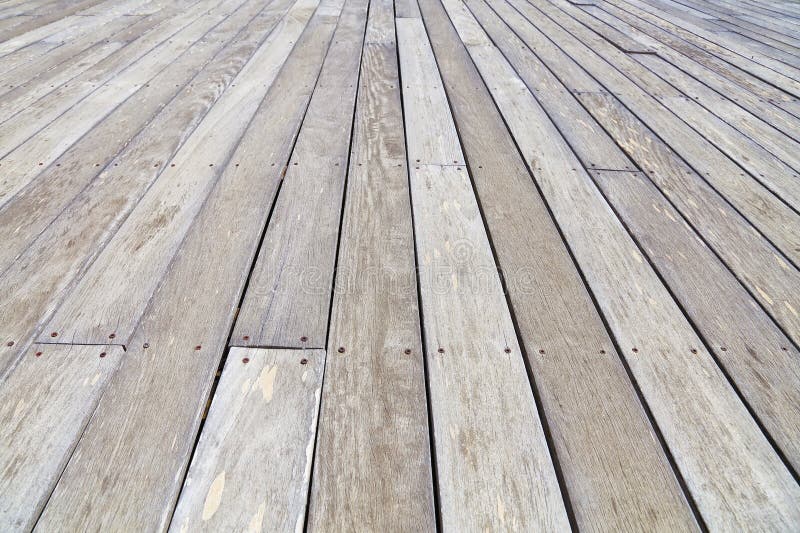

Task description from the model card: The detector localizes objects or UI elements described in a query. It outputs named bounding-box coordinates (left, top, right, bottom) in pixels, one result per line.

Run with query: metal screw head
left=337, top=347, right=345, bottom=353
left=404, top=349, right=411, bottom=355
left=437, top=348, right=445, bottom=354
left=504, top=347, right=511, bottom=354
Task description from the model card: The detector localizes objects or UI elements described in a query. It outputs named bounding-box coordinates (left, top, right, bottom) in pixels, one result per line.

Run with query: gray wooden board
left=0, top=0, right=279, bottom=276
left=40, top=0, right=316, bottom=346
left=581, top=4, right=800, bottom=142
left=0, top=0, right=295, bottom=377
left=0, top=0, right=185, bottom=105
left=440, top=0, right=800, bottom=526
left=419, top=0, right=699, bottom=528
left=0, top=0, right=233, bottom=208
left=398, top=16, right=570, bottom=531
left=510, top=0, right=800, bottom=267
left=170, top=348, right=324, bottom=532
left=550, top=0, right=800, bottom=212
left=464, top=0, right=634, bottom=171
left=231, top=0, right=368, bottom=349
left=0, top=0, right=106, bottom=39
left=576, top=91, right=800, bottom=351
left=590, top=168, right=800, bottom=474
left=32, top=1, right=346, bottom=530
left=306, top=0, right=436, bottom=527
left=603, top=0, right=800, bottom=113
left=0, top=344, right=123, bottom=532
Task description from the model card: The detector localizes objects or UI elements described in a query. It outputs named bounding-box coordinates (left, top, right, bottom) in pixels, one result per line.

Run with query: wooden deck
left=1, top=0, right=799, bottom=529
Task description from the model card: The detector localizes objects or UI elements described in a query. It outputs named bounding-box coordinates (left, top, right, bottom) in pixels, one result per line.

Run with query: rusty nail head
left=504, top=347, right=511, bottom=353
left=691, top=348, right=698, bottom=354
left=404, top=349, right=411, bottom=355
left=50, top=332, right=58, bottom=337
left=337, top=347, right=345, bottom=353
left=242, top=357, right=249, bottom=364
left=437, top=348, right=445, bottom=354
left=539, top=349, right=545, bottom=354
left=5, top=341, right=13, bottom=347
left=100, top=352, right=107, bottom=358
left=243, top=335, right=250, bottom=341
left=599, top=349, right=606, bottom=354
left=195, top=345, right=202, bottom=351
left=632, top=347, right=639, bottom=353
left=300, top=358, right=308, bottom=365
left=109, top=333, right=116, bottom=339
left=720, top=346, right=727, bottom=352
left=35, top=351, right=43, bottom=357
left=143, top=343, right=149, bottom=349
left=300, top=336, right=308, bottom=342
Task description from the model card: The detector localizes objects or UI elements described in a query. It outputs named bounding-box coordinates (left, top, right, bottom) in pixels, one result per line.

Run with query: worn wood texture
left=40, top=0, right=314, bottom=346
left=306, top=0, right=435, bottom=528
left=32, top=2, right=346, bottom=530
left=398, top=17, right=570, bottom=531
left=590, top=168, right=800, bottom=473
left=577, top=91, right=800, bottom=349
left=422, top=0, right=698, bottom=529
left=442, top=0, right=800, bottom=527
left=231, top=0, right=368, bottom=349
left=170, top=348, right=324, bottom=532
left=0, top=344, right=123, bottom=532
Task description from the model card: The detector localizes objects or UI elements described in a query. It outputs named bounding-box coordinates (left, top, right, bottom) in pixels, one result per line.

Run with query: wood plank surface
left=39, top=0, right=315, bottom=346
left=0, top=344, right=123, bottom=532
left=231, top=0, right=368, bottom=349
left=32, top=2, right=345, bottom=529
left=170, top=348, right=324, bottom=532
left=419, top=0, right=698, bottom=528
left=398, top=16, right=570, bottom=531
left=440, top=0, right=800, bottom=527
left=306, top=0, right=435, bottom=528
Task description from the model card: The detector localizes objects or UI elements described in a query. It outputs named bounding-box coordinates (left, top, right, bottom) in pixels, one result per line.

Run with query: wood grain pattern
left=307, top=1, right=435, bottom=527
left=0, top=344, right=123, bottom=532
left=398, top=17, right=570, bottom=531
left=40, top=0, right=315, bottom=346
left=420, top=0, right=698, bottom=529
left=442, top=1, right=800, bottom=527
left=0, top=0, right=296, bottom=378
left=577, top=91, right=800, bottom=349
left=33, top=3, right=345, bottom=529
left=170, top=348, right=324, bottom=533
left=231, top=0, right=368, bottom=349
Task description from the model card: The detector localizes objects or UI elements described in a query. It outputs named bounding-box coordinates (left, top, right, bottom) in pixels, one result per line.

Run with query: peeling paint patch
left=202, top=471, right=225, bottom=521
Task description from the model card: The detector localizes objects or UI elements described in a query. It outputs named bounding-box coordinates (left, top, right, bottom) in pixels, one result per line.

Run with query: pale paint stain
left=254, top=365, right=278, bottom=403
left=301, top=370, right=308, bottom=382
left=755, top=286, right=774, bottom=305
left=630, top=249, right=643, bottom=263
left=202, top=471, right=225, bottom=521
left=786, top=301, right=798, bottom=318
left=496, top=495, right=506, bottom=525
left=775, top=255, right=790, bottom=271
left=247, top=502, right=266, bottom=533
left=90, top=372, right=101, bottom=386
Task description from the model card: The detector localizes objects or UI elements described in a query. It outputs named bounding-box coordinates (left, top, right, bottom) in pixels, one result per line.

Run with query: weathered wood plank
left=40, top=0, right=317, bottom=346
left=576, top=91, right=800, bottom=350
left=306, top=1, right=435, bottom=528
left=0, top=0, right=295, bottom=376
left=231, top=0, right=368, bottom=348
left=579, top=4, right=800, bottom=142
left=32, top=2, right=345, bottom=529
left=170, top=348, right=324, bottom=532
left=506, top=0, right=800, bottom=266
left=0, top=0, right=234, bottom=208
left=397, top=16, right=570, bottom=531
left=0, top=344, right=123, bottom=532
left=590, top=168, right=800, bottom=473
left=440, top=0, right=800, bottom=527
left=419, top=0, right=698, bottom=528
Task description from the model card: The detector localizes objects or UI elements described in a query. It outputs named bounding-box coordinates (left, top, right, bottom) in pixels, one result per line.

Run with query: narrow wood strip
left=40, top=0, right=316, bottom=346
left=307, top=0, right=435, bottom=527
left=231, top=0, right=368, bottom=348
left=170, top=348, right=324, bottom=532
left=32, top=2, right=344, bottom=529
left=398, top=16, right=570, bottom=531
left=419, top=0, right=698, bottom=528
left=441, top=0, right=800, bottom=527
left=0, top=344, right=123, bottom=531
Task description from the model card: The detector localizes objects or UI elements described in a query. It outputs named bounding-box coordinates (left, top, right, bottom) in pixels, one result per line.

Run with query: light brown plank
left=170, top=348, right=324, bottom=532
left=398, top=16, right=570, bottom=531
